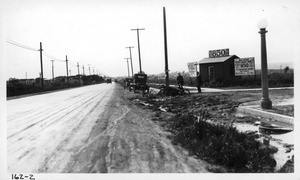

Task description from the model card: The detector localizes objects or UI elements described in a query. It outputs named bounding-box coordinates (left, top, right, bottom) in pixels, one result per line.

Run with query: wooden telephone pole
left=51, top=60, right=55, bottom=82
left=131, top=28, right=145, bottom=73
left=126, top=46, right=134, bottom=77
left=39, top=42, right=44, bottom=88
left=66, top=55, right=69, bottom=85
left=163, top=7, right=169, bottom=87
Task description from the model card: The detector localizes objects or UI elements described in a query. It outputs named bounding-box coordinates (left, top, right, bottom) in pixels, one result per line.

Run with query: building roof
left=198, top=55, right=238, bottom=64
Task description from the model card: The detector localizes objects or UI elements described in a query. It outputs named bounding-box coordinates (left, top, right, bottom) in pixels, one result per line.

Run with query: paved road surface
left=7, top=83, right=208, bottom=173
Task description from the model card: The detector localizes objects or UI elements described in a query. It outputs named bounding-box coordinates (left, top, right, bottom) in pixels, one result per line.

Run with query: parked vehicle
left=106, top=79, right=112, bottom=84
left=124, top=78, right=133, bottom=90
left=130, top=73, right=150, bottom=94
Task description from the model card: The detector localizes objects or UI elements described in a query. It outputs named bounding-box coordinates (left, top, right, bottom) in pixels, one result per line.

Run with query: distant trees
left=7, top=75, right=106, bottom=97
left=81, top=75, right=105, bottom=85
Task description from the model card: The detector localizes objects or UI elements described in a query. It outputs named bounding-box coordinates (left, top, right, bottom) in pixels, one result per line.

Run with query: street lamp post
left=258, top=19, right=272, bottom=109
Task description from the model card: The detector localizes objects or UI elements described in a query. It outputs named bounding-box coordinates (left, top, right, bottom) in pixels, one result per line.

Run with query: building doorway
left=208, top=66, right=215, bottom=81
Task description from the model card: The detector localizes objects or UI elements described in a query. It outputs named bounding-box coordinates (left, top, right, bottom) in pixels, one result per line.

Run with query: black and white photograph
left=0, top=0, right=299, bottom=179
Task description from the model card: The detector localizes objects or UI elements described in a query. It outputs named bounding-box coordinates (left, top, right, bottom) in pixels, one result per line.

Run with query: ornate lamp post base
left=261, top=98, right=272, bottom=109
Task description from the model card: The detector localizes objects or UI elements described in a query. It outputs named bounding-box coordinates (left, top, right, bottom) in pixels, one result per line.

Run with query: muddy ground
left=129, top=87, right=294, bottom=172
left=8, top=83, right=216, bottom=173
left=7, top=83, right=293, bottom=173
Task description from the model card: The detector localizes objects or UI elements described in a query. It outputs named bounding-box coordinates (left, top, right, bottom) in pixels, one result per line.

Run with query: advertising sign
left=209, top=48, right=229, bottom=58
left=187, top=62, right=198, bottom=77
left=234, top=57, right=255, bottom=76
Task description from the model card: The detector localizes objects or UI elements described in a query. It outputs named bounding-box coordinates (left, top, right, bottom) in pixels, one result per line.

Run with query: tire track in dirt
left=7, top=84, right=114, bottom=172
left=35, top=87, right=114, bottom=173
left=7, top=88, right=109, bottom=157
left=7, top=88, right=107, bottom=135
left=63, top=85, right=209, bottom=173
left=8, top=87, right=108, bottom=140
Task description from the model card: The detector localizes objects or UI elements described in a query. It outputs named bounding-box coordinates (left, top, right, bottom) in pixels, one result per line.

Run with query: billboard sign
left=187, top=62, right=198, bottom=77
left=234, top=57, right=255, bottom=76
left=209, top=48, right=229, bottom=58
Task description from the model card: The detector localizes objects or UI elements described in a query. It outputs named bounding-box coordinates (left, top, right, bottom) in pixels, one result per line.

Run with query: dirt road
left=7, top=83, right=208, bottom=173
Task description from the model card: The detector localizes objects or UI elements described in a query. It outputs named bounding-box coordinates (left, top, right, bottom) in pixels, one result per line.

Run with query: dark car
left=106, top=79, right=112, bottom=84
left=124, top=78, right=133, bottom=90
left=130, top=73, right=150, bottom=94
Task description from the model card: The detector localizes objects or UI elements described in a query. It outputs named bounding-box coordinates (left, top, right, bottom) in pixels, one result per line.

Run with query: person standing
left=177, top=73, right=184, bottom=88
left=197, top=72, right=202, bottom=93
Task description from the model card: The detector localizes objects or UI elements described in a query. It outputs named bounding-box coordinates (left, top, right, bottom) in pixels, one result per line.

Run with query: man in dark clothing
left=177, top=73, right=184, bottom=87
left=197, top=72, right=202, bottom=93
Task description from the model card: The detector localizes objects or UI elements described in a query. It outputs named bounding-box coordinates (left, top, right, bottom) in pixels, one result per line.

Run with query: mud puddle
left=233, top=122, right=294, bottom=171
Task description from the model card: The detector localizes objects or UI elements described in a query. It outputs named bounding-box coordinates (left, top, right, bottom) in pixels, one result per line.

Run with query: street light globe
left=257, top=19, right=268, bottom=29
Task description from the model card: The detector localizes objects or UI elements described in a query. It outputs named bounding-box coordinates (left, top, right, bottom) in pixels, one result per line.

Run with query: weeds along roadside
left=131, top=93, right=278, bottom=173
left=167, top=112, right=276, bottom=173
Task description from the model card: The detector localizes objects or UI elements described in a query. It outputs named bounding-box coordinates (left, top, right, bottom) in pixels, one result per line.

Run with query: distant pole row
left=39, top=42, right=100, bottom=88
left=124, top=7, right=169, bottom=82
left=126, top=46, right=134, bottom=77
left=7, top=39, right=101, bottom=88
left=124, top=28, right=145, bottom=77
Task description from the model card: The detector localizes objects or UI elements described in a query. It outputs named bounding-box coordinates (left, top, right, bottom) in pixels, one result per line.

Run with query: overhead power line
left=6, top=39, right=99, bottom=77
left=6, top=39, right=39, bottom=51
left=43, top=51, right=65, bottom=62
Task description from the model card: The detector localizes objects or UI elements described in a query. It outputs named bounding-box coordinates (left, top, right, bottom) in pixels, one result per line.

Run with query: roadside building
left=195, top=49, right=243, bottom=84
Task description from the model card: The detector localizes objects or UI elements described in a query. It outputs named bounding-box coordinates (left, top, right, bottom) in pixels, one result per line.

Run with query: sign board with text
left=209, top=48, right=229, bottom=58
left=234, top=57, right=255, bottom=76
left=187, top=62, right=198, bottom=77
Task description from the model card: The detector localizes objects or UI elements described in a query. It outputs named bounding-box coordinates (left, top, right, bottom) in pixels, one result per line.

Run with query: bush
left=7, top=75, right=106, bottom=97
left=168, top=113, right=276, bottom=172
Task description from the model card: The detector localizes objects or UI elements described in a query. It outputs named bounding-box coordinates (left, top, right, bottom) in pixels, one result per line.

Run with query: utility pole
left=88, top=64, right=91, bottom=75
left=125, top=58, right=130, bottom=77
left=131, top=28, right=145, bottom=73
left=82, top=65, right=85, bottom=75
left=51, top=60, right=55, bottom=83
left=126, top=46, right=134, bottom=77
left=39, top=42, right=44, bottom=88
left=163, top=7, right=170, bottom=87
left=69, top=70, right=71, bottom=76
left=77, top=62, right=80, bottom=75
left=66, top=55, right=69, bottom=85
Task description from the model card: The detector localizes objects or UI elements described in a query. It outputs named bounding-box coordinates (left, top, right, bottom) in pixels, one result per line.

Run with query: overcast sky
left=1, top=0, right=299, bottom=79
